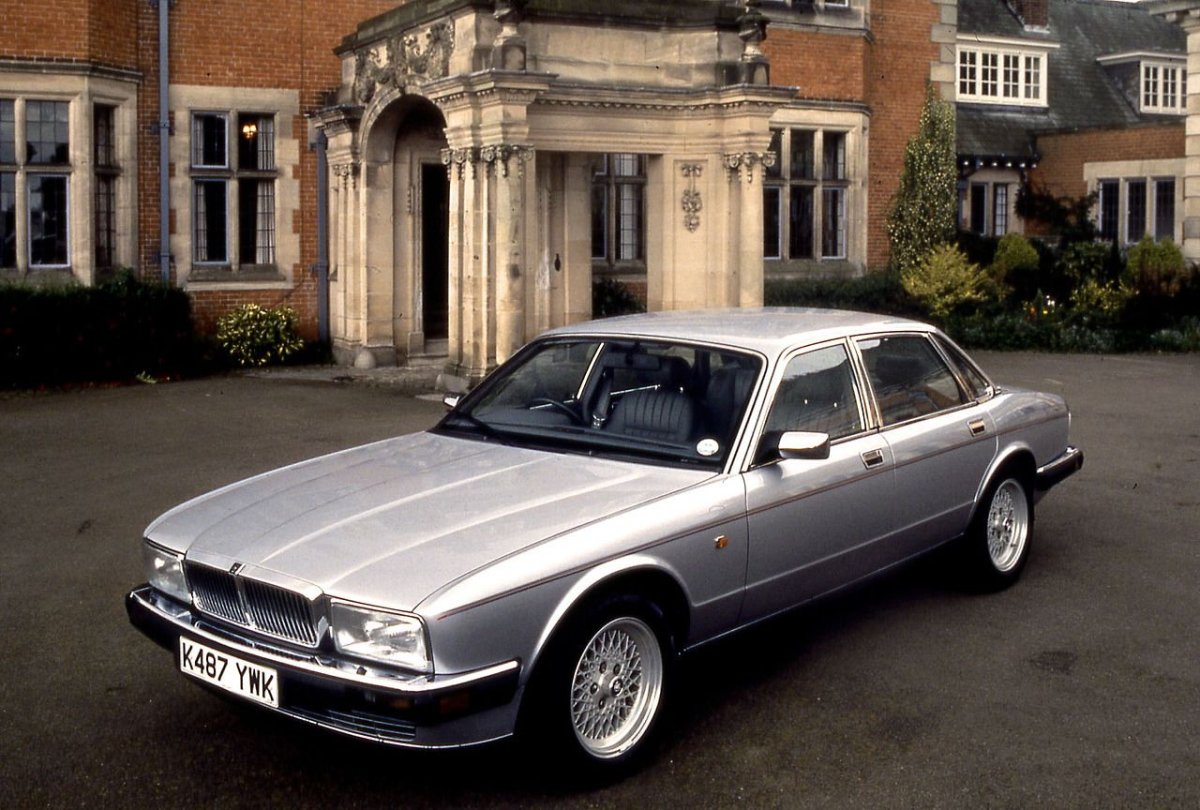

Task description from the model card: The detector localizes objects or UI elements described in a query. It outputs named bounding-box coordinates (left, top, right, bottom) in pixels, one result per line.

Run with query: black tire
left=521, top=593, right=674, bottom=777
left=964, top=473, right=1034, bottom=591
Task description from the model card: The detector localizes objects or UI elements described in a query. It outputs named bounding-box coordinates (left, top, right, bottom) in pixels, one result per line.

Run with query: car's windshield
left=438, top=338, right=763, bottom=468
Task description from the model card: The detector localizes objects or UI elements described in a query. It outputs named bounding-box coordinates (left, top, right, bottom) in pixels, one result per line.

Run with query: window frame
left=189, top=109, right=279, bottom=274
left=591, top=153, right=646, bottom=271
left=1141, top=61, right=1187, bottom=115
left=854, top=332, right=971, bottom=429
left=957, top=44, right=1048, bottom=107
left=27, top=172, right=70, bottom=269
left=763, top=127, right=853, bottom=264
left=762, top=341, right=868, bottom=443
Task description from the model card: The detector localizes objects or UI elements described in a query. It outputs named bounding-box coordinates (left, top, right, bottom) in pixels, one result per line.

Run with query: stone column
left=725, top=151, right=775, bottom=308
left=1153, top=2, right=1200, bottom=263
left=483, top=145, right=534, bottom=365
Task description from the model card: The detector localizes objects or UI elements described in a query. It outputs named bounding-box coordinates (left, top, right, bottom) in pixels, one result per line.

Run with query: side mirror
left=777, top=430, right=831, bottom=460
left=442, top=394, right=460, bottom=411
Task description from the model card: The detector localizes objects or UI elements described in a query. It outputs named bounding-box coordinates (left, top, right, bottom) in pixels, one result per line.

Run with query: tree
left=887, top=84, right=958, bottom=273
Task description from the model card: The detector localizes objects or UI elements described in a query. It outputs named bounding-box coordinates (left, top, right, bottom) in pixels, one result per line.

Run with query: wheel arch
left=971, top=445, right=1037, bottom=525
left=523, top=556, right=691, bottom=691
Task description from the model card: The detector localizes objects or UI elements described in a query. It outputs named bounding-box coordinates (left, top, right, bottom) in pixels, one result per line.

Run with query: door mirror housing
left=777, top=430, right=831, bottom=460
left=442, top=394, right=460, bottom=411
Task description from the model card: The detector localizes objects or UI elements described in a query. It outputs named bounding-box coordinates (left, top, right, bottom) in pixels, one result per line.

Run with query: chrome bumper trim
left=1036, top=445, right=1083, bottom=492
left=126, top=585, right=519, bottom=697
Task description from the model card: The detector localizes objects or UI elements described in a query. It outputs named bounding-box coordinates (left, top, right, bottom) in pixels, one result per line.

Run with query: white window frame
left=957, top=39, right=1053, bottom=107
left=1141, top=61, right=1187, bottom=115
left=1086, top=160, right=1184, bottom=246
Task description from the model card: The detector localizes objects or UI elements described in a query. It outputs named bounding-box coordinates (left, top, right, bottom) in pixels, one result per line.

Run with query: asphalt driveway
left=1, top=352, right=1197, bottom=807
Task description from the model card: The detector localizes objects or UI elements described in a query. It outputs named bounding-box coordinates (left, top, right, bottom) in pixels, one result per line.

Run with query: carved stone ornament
left=723, top=151, right=776, bottom=184
left=354, top=20, right=456, bottom=105
left=681, top=163, right=704, bottom=232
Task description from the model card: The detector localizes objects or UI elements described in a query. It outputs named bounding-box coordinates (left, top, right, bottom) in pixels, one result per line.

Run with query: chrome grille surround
left=185, top=562, right=321, bottom=648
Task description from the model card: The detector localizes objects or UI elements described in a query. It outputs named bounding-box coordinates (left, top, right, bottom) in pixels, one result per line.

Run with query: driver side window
left=764, top=344, right=863, bottom=440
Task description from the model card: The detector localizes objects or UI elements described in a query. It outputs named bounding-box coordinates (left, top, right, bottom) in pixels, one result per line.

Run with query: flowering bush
left=216, top=303, right=305, bottom=367
left=1126, top=236, right=1188, bottom=297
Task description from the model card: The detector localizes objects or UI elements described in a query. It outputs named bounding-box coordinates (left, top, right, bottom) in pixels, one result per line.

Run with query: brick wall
left=1031, top=123, right=1185, bottom=200
left=765, top=29, right=867, bottom=101
left=864, top=1, right=941, bottom=270
left=0, top=0, right=90, bottom=61
left=133, top=0, right=395, bottom=337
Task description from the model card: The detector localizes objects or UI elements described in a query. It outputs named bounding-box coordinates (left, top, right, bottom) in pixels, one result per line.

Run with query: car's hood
left=146, top=431, right=710, bottom=610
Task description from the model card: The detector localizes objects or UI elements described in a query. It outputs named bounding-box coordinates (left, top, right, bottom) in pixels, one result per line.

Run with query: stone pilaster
left=1152, top=2, right=1200, bottom=263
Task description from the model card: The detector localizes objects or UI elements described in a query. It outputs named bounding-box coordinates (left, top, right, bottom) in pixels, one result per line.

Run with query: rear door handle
left=861, top=448, right=885, bottom=469
left=968, top=418, right=987, bottom=436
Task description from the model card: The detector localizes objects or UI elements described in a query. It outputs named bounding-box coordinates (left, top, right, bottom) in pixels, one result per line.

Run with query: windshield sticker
left=696, top=438, right=720, bottom=457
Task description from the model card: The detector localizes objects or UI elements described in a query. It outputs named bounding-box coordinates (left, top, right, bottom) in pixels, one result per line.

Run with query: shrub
left=592, top=277, right=645, bottom=318
left=901, top=244, right=987, bottom=320
left=764, top=271, right=917, bottom=315
left=990, top=233, right=1040, bottom=286
left=1068, top=277, right=1134, bottom=328
left=216, top=303, right=305, bottom=367
left=1126, top=236, right=1188, bottom=297
left=0, top=273, right=202, bottom=388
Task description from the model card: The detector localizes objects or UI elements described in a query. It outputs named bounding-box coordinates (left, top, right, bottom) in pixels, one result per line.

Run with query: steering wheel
left=529, top=397, right=582, bottom=423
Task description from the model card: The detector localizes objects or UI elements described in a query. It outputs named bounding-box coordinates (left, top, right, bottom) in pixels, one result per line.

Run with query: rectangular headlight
left=142, top=541, right=189, bottom=603
left=330, top=600, right=431, bottom=673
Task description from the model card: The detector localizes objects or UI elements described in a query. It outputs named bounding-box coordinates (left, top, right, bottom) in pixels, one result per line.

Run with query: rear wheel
left=524, top=594, right=673, bottom=776
left=965, top=474, right=1033, bottom=590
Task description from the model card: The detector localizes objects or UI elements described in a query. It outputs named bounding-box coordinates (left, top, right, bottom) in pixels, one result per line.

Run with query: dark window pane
left=1098, top=180, right=1119, bottom=242
left=789, top=185, right=814, bottom=259
left=763, top=187, right=781, bottom=259
left=765, top=129, right=782, bottom=180
left=821, top=187, right=845, bottom=258
left=790, top=130, right=814, bottom=180
left=95, top=175, right=115, bottom=268
left=992, top=184, right=1008, bottom=236
left=0, top=172, right=15, bottom=266
left=26, top=101, right=70, bottom=165
left=238, top=178, right=275, bottom=264
left=1126, top=180, right=1146, bottom=243
left=29, top=174, right=69, bottom=265
left=1155, top=179, right=1175, bottom=241
left=194, top=180, right=227, bottom=262
left=822, top=132, right=845, bottom=180
left=95, top=104, right=116, bottom=167
left=591, top=183, right=607, bottom=260
left=0, top=100, right=14, bottom=164
left=237, top=114, right=274, bottom=171
left=969, top=184, right=986, bottom=234
left=192, top=114, right=227, bottom=168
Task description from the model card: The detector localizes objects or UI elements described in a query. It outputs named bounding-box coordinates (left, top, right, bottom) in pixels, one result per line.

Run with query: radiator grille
left=186, top=563, right=320, bottom=647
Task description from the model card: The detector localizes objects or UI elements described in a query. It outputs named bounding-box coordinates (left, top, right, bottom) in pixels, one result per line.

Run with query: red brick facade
left=1031, top=123, right=1186, bottom=200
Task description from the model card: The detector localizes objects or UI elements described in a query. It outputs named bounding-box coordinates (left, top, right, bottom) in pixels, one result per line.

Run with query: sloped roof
left=957, top=0, right=1186, bottom=162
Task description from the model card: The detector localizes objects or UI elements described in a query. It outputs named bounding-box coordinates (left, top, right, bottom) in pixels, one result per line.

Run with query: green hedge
left=0, top=274, right=206, bottom=388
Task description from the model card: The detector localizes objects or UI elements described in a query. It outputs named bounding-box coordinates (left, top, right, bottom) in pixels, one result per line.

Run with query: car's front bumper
left=1035, top=445, right=1084, bottom=499
left=126, top=585, right=522, bottom=748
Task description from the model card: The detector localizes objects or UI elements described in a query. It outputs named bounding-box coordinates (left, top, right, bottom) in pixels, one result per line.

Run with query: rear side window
left=857, top=335, right=968, bottom=426
left=934, top=335, right=991, bottom=400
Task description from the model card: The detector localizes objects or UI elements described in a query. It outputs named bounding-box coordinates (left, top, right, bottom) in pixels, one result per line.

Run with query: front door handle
left=968, top=418, right=987, bottom=437
left=861, top=448, right=885, bottom=469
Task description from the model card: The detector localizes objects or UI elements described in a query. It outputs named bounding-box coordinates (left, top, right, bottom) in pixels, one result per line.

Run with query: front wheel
left=964, top=475, right=1033, bottom=590
left=523, top=595, right=673, bottom=776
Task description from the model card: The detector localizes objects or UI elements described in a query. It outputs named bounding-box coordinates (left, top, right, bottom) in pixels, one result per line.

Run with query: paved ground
left=1, top=352, right=1197, bottom=808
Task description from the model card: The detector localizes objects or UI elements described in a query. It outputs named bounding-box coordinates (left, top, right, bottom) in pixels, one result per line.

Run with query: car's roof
left=542, top=308, right=934, bottom=356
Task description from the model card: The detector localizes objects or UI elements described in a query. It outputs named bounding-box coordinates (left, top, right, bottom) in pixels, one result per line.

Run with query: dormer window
left=957, top=40, right=1053, bottom=107
left=1142, top=61, right=1187, bottom=114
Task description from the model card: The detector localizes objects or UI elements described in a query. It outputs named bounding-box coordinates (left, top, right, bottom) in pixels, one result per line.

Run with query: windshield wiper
left=438, top=411, right=505, bottom=441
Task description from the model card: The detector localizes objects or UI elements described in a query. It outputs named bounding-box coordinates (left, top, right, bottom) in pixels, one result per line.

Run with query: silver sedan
left=127, top=308, right=1082, bottom=774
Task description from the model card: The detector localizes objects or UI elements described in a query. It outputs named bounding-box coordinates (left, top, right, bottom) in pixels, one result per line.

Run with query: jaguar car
left=127, top=308, right=1082, bottom=772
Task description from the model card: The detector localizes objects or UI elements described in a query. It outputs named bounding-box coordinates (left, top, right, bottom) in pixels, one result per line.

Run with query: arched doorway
left=390, top=98, right=449, bottom=356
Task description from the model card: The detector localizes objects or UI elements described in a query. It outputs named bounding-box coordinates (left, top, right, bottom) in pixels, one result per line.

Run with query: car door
left=741, top=341, right=896, bottom=622
left=854, top=333, right=998, bottom=558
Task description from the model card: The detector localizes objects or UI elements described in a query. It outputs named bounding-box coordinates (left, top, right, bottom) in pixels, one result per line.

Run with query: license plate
left=179, top=637, right=279, bottom=708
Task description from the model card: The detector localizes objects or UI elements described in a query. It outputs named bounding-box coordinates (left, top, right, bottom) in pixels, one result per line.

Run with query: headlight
left=143, top=541, right=189, bottom=603
left=330, top=600, right=431, bottom=673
